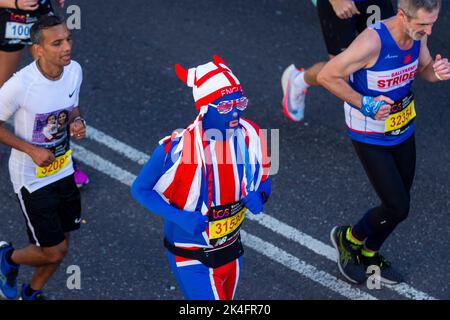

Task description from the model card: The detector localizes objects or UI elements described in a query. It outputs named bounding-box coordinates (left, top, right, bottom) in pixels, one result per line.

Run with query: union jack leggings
left=167, top=251, right=241, bottom=300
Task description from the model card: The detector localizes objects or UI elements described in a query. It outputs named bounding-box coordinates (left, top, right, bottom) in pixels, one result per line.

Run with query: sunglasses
left=209, top=97, right=248, bottom=114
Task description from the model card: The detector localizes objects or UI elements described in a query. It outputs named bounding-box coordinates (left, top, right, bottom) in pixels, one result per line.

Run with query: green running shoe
left=330, top=226, right=366, bottom=284
left=362, top=253, right=404, bottom=285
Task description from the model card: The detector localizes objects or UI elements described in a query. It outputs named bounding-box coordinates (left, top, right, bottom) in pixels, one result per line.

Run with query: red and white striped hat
left=174, top=55, right=242, bottom=110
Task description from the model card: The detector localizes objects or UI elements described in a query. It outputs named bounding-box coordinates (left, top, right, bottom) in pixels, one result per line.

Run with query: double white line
left=71, top=125, right=436, bottom=300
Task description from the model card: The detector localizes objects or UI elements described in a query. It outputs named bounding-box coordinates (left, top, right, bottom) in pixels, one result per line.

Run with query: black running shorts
left=0, top=0, right=54, bottom=52
left=0, top=42, right=24, bottom=52
left=317, top=0, right=395, bottom=56
left=17, top=174, right=81, bottom=248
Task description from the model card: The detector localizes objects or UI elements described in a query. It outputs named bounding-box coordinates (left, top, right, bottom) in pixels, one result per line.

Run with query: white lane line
left=246, top=213, right=435, bottom=300
left=71, top=142, right=378, bottom=300
left=384, top=283, right=435, bottom=301
left=247, top=213, right=337, bottom=260
left=241, top=231, right=376, bottom=300
left=80, top=126, right=437, bottom=300
left=86, top=126, right=150, bottom=165
left=72, top=144, right=136, bottom=187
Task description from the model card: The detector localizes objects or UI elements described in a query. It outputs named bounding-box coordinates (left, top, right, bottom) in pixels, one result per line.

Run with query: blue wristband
left=360, top=96, right=385, bottom=119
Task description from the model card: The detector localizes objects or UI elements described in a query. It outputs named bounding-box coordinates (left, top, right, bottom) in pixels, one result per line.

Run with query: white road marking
left=72, top=144, right=136, bottom=186
left=247, top=213, right=337, bottom=259
left=71, top=142, right=377, bottom=300
left=246, top=213, right=435, bottom=300
left=241, top=231, right=377, bottom=300
left=3, top=114, right=437, bottom=299
left=86, top=126, right=149, bottom=165
left=72, top=126, right=438, bottom=300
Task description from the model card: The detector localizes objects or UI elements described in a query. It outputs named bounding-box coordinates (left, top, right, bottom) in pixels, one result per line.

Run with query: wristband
left=73, top=116, right=86, bottom=128
left=360, top=96, right=385, bottom=119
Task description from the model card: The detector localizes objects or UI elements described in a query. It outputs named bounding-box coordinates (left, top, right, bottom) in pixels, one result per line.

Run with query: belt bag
left=164, top=235, right=244, bottom=269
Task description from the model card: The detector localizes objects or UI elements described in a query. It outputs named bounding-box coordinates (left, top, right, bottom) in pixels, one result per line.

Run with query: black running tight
left=351, top=135, right=416, bottom=251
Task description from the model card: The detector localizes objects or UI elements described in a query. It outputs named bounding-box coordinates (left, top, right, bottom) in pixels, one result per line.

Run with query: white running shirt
left=0, top=60, right=82, bottom=193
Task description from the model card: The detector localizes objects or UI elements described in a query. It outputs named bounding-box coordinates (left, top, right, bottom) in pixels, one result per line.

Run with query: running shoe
left=0, top=242, right=20, bottom=300
left=20, top=284, right=46, bottom=300
left=281, top=64, right=307, bottom=122
left=74, top=164, right=89, bottom=189
left=362, top=252, right=404, bottom=285
left=330, top=226, right=367, bottom=284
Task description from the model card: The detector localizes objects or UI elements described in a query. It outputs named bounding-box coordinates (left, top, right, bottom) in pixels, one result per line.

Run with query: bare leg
left=29, top=234, right=70, bottom=290
left=303, top=54, right=336, bottom=87
left=10, top=240, right=67, bottom=267
left=0, top=49, right=23, bottom=86
left=29, top=264, right=60, bottom=291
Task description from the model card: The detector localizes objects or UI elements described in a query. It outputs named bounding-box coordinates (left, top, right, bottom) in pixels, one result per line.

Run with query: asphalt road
left=0, top=0, right=449, bottom=300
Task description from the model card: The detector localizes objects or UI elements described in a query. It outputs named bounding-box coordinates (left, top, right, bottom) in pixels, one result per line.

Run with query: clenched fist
left=29, top=146, right=55, bottom=167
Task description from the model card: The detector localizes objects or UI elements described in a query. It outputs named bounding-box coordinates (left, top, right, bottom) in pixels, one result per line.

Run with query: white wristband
left=74, top=116, right=86, bottom=127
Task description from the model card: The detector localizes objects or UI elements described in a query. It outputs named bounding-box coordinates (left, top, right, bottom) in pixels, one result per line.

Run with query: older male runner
left=317, top=0, right=449, bottom=284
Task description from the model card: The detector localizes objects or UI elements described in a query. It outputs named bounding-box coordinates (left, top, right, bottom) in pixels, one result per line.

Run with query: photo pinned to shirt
left=32, top=107, right=73, bottom=144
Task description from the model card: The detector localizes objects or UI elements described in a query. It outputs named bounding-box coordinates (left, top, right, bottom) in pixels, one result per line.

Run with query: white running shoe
left=281, top=64, right=307, bottom=122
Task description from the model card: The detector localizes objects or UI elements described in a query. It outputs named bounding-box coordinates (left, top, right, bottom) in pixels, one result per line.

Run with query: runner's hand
left=433, top=54, right=450, bottom=81
left=29, top=146, right=55, bottom=167
left=374, top=95, right=393, bottom=121
left=70, top=120, right=86, bottom=140
left=178, top=210, right=208, bottom=235
left=330, top=0, right=360, bottom=19
left=55, top=0, right=65, bottom=8
left=16, top=0, right=39, bottom=11
left=242, top=192, right=264, bottom=215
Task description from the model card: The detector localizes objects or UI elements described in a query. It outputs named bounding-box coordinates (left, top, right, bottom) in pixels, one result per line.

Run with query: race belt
left=164, top=235, right=244, bottom=269
left=0, top=2, right=53, bottom=45
left=385, top=92, right=415, bottom=136
left=208, top=201, right=246, bottom=247
left=0, top=11, right=36, bottom=45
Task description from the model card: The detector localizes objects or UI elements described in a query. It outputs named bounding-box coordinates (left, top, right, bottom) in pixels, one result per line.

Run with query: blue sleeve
left=130, top=143, right=186, bottom=224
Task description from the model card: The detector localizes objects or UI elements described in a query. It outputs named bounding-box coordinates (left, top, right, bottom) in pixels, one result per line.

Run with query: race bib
left=36, top=149, right=72, bottom=178
left=5, top=21, right=32, bottom=40
left=208, top=201, right=246, bottom=247
left=385, top=93, right=416, bottom=136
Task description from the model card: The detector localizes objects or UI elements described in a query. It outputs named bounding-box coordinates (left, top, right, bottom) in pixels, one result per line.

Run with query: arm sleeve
left=130, top=143, right=188, bottom=224
left=0, top=75, right=21, bottom=122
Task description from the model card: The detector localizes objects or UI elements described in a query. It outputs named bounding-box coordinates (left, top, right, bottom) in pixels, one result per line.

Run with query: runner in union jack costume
left=131, top=55, right=271, bottom=300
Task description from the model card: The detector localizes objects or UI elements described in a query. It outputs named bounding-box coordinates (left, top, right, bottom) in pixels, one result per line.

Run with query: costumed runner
left=132, top=55, right=271, bottom=300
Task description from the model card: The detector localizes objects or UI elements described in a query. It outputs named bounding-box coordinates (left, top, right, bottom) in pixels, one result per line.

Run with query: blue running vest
left=345, top=22, right=421, bottom=146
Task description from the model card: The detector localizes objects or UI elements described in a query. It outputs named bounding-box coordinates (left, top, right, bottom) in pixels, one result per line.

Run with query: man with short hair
left=317, top=0, right=449, bottom=284
left=0, top=15, right=86, bottom=300
left=0, top=0, right=89, bottom=188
